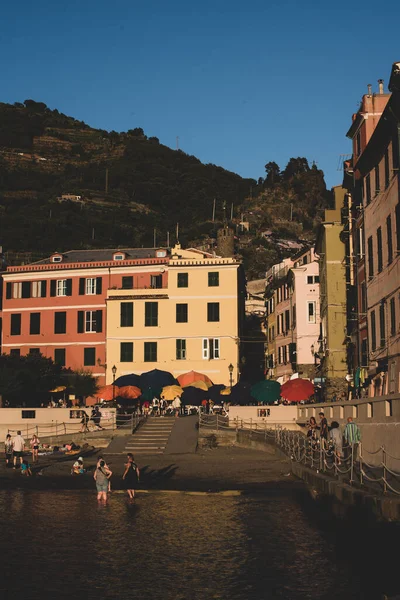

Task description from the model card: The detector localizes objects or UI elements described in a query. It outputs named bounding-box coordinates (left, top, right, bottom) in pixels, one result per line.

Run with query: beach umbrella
left=177, top=370, right=213, bottom=388
left=230, top=381, right=253, bottom=405
left=220, top=387, right=232, bottom=396
left=117, top=385, right=141, bottom=400
left=207, top=384, right=225, bottom=402
left=250, top=380, right=281, bottom=405
left=181, top=386, right=208, bottom=407
left=185, top=379, right=209, bottom=391
left=94, top=385, right=115, bottom=401
left=281, top=378, right=314, bottom=402
left=161, top=385, right=184, bottom=400
left=114, top=374, right=141, bottom=388
left=49, top=386, right=67, bottom=392
left=140, top=369, right=176, bottom=391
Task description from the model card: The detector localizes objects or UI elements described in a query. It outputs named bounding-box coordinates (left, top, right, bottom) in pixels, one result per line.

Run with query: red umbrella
left=280, top=379, right=315, bottom=402
left=177, top=371, right=213, bottom=388
left=95, top=385, right=115, bottom=401
left=118, top=385, right=141, bottom=400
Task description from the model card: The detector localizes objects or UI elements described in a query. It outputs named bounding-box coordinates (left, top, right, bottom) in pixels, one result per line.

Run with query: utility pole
left=230, top=203, right=234, bottom=221
left=176, top=223, right=179, bottom=242
left=167, top=231, right=170, bottom=248
left=212, top=198, right=216, bottom=222
left=290, top=203, right=293, bottom=221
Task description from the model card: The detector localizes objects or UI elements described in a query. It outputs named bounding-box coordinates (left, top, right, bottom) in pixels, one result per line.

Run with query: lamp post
left=112, top=365, right=117, bottom=401
left=228, top=363, right=234, bottom=389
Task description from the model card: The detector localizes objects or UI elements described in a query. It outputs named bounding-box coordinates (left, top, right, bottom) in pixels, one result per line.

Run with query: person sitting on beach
left=21, top=460, right=32, bottom=476
left=72, top=457, right=85, bottom=475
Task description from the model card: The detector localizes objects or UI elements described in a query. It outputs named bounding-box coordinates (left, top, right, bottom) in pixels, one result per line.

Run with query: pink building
left=0, top=248, right=169, bottom=387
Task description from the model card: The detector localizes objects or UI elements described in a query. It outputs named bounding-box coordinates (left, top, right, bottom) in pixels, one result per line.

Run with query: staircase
left=125, top=417, right=176, bottom=455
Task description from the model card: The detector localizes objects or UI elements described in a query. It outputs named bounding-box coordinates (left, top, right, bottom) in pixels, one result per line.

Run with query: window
left=314, top=275, right=320, bottom=283
left=144, top=342, right=157, bottom=362
left=122, top=276, right=134, bottom=289
left=13, top=282, right=21, bottom=299
left=390, top=297, right=396, bottom=336
left=113, top=253, right=125, bottom=261
left=120, top=342, right=133, bottom=362
left=292, top=305, right=296, bottom=329
left=367, top=236, right=374, bottom=279
left=377, top=227, right=383, bottom=273
left=21, top=281, right=31, bottom=298
left=84, top=347, right=96, bottom=366
left=176, top=339, right=186, bottom=360
left=358, top=227, right=365, bottom=259
left=207, top=302, right=220, bottom=322
left=307, top=275, right=313, bottom=284
left=29, top=348, right=40, bottom=355
left=177, top=273, right=188, bottom=288
left=379, top=303, right=386, bottom=348
left=371, top=310, right=376, bottom=351
left=54, top=348, right=66, bottom=367
left=79, top=277, right=102, bottom=295
left=10, top=349, right=20, bottom=357
left=176, top=304, right=188, bottom=323
left=77, top=310, right=102, bottom=333
left=284, top=310, right=290, bottom=332
left=10, top=313, right=21, bottom=336
left=307, top=302, right=316, bottom=324
left=86, top=278, right=97, bottom=295
left=278, top=346, right=282, bottom=365
left=365, top=173, right=371, bottom=204
left=150, top=275, right=162, bottom=289
left=54, top=312, right=67, bottom=334
left=145, top=302, right=158, bottom=327
left=277, top=314, right=281, bottom=335
left=283, top=345, right=288, bottom=364
left=375, top=164, right=380, bottom=194
left=356, top=130, right=361, bottom=157
left=51, top=278, right=72, bottom=297
left=208, top=272, right=219, bottom=287
left=31, top=281, right=46, bottom=298
left=396, top=203, right=400, bottom=254
left=51, top=255, right=62, bottom=263
left=202, top=338, right=220, bottom=359
left=22, top=410, right=36, bottom=419
left=384, top=148, right=390, bottom=189
left=361, top=339, right=368, bottom=367
left=387, top=215, right=393, bottom=265
left=360, top=283, right=367, bottom=314
left=29, top=313, right=41, bottom=335
left=120, top=302, right=133, bottom=327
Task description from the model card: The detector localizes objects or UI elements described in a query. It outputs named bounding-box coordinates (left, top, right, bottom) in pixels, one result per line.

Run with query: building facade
left=105, top=245, right=245, bottom=387
left=315, top=186, right=348, bottom=399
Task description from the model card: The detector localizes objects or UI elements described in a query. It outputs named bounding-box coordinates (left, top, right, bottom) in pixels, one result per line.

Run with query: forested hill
left=0, top=100, right=331, bottom=268
left=0, top=100, right=255, bottom=254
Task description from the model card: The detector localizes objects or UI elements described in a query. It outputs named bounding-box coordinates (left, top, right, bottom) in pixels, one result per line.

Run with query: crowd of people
left=306, top=412, right=362, bottom=463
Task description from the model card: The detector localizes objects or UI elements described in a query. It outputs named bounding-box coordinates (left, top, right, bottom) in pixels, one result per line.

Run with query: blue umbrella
left=181, top=386, right=208, bottom=406
left=207, top=384, right=225, bottom=402
left=139, top=369, right=177, bottom=392
left=114, top=374, right=141, bottom=388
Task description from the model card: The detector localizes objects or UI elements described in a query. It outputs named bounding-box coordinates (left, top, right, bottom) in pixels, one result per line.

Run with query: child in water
left=21, top=460, right=32, bottom=476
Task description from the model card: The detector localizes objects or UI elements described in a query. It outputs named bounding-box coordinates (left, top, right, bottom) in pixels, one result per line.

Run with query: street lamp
left=228, top=363, right=234, bottom=389
left=112, top=365, right=117, bottom=401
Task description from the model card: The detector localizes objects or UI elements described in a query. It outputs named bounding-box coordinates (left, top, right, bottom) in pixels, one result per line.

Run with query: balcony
left=265, top=266, right=290, bottom=295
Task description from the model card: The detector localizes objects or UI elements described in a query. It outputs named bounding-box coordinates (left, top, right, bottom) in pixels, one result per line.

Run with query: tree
left=264, top=161, right=281, bottom=186
left=67, top=370, right=99, bottom=403
left=282, top=157, right=310, bottom=180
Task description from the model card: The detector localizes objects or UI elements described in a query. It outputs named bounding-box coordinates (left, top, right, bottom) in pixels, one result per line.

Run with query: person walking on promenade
left=94, top=460, right=112, bottom=502
left=318, top=412, right=328, bottom=447
left=172, top=396, right=181, bottom=418
left=122, top=453, right=140, bottom=501
left=5, top=434, right=13, bottom=467
left=80, top=411, right=90, bottom=433
left=343, top=417, right=361, bottom=461
left=329, top=421, right=343, bottom=465
left=30, top=434, right=40, bottom=463
left=12, top=431, right=25, bottom=469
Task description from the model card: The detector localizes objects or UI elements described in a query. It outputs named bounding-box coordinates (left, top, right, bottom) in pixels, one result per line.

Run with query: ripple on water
left=0, top=490, right=369, bottom=600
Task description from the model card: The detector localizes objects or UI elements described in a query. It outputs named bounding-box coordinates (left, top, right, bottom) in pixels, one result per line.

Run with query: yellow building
left=105, top=245, right=245, bottom=386
left=315, top=186, right=348, bottom=398
left=265, top=289, right=277, bottom=378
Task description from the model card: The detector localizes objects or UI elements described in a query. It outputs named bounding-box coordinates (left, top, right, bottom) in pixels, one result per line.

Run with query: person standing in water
left=94, top=460, right=112, bottom=502
left=122, top=453, right=140, bottom=500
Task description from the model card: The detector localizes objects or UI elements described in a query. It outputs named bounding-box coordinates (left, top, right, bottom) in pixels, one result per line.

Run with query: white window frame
left=307, top=301, right=316, bottom=324
left=13, top=282, right=22, bottom=299
left=202, top=338, right=220, bottom=360
left=113, top=253, right=125, bottom=261
left=176, top=339, right=186, bottom=360
left=85, top=278, right=97, bottom=295
left=56, top=279, right=67, bottom=297
left=85, top=310, right=97, bottom=333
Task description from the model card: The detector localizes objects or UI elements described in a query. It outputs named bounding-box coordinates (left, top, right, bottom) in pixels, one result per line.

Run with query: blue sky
left=1, top=0, right=399, bottom=188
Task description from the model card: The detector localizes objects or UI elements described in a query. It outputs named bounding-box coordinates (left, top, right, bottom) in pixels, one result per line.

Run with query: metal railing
left=199, top=415, right=400, bottom=496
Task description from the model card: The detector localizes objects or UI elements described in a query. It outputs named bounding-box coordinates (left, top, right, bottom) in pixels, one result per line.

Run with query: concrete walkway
left=164, top=415, right=198, bottom=454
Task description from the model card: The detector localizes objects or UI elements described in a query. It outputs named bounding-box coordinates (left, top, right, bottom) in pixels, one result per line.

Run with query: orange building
left=0, top=248, right=169, bottom=386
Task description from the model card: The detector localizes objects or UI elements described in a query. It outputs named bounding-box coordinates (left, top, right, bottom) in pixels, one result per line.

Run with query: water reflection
left=0, top=490, right=392, bottom=599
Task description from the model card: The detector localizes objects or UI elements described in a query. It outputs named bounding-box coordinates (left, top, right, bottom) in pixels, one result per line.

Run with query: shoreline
left=0, top=446, right=298, bottom=493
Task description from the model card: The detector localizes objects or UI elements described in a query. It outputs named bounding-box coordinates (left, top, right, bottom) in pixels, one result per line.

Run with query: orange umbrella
left=118, top=385, right=141, bottom=400
left=281, top=378, right=314, bottom=401
left=177, top=371, right=213, bottom=388
left=95, top=385, right=115, bottom=401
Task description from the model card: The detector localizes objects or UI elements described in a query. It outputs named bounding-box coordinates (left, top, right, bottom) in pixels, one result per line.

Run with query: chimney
left=367, top=84, right=372, bottom=95
left=378, top=79, right=384, bottom=94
